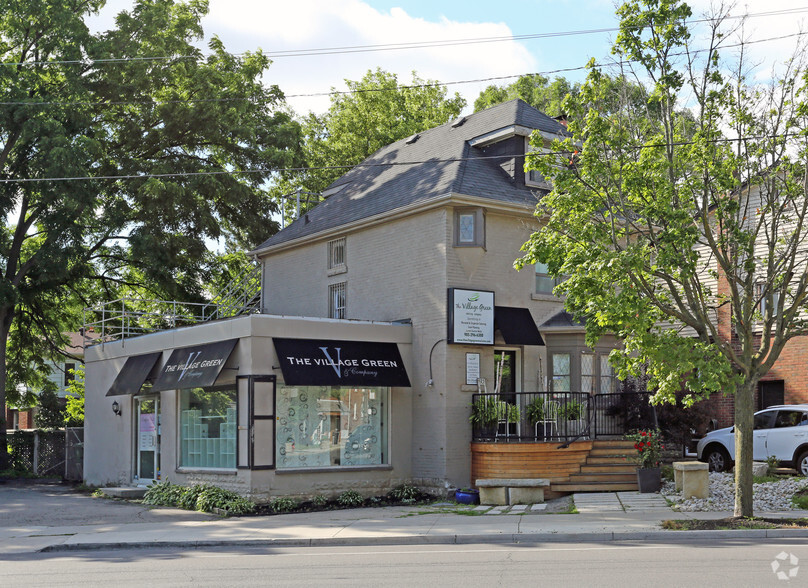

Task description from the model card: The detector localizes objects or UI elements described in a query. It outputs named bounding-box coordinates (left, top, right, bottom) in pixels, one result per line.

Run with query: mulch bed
left=663, top=517, right=808, bottom=530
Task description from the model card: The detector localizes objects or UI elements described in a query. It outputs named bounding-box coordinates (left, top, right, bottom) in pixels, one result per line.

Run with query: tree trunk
left=733, top=378, right=757, bottom=517
left=0, top=310, right=12, bottom=471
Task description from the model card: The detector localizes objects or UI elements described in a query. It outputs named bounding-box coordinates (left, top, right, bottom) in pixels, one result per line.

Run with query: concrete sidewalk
left=2, top=482, right=808, bottom=554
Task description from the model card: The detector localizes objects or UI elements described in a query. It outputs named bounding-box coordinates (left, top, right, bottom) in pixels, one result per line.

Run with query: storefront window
left=275, top=386, right=387, bottom=469
left=180, top=387, right=237, bottom=469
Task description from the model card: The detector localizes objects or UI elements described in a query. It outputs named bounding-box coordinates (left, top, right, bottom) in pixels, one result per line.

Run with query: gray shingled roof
left=254, top=99, right=567, bottom=252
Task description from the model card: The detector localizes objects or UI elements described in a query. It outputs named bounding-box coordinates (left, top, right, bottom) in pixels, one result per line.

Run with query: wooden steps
left=470, top=439, right=640, bottom=498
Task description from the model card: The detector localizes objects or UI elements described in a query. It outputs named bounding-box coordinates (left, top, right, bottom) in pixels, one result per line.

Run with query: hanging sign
left=448, top=288, right=495, bottom=345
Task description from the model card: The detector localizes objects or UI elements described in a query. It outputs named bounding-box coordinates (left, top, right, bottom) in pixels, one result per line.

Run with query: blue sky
left=92, top=1, right=808, bottom=115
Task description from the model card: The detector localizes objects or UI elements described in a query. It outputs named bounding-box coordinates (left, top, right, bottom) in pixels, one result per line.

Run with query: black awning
left=273, top=338, right=411, bottom=387
left=495, top=306, right=545, bottom=345
left=151, top=339, right=238, bottom=391
left=105, top=352, right=163, bottom=397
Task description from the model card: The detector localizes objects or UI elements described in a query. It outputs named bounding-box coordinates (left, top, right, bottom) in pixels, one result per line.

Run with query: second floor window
left=328, top=237, right=346, bottom=272
left=535, top=263, right=565, bottom=295
left=454, top=208, right=485, bottom=247
left=329, top=282, right=346, bottom=319
left=756, top=282, right=780, bottom=320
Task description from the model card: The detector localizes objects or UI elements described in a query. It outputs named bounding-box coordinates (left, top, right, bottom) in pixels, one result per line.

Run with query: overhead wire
left=0, top=31, right=804, bottom=108
left=1, top=131, right=804, bottom=184
left=1, top=6, right=807, bottom=67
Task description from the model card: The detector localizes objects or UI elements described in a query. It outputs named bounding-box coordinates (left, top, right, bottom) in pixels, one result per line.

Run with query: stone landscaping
left=663, top=472, right=808, bottom=511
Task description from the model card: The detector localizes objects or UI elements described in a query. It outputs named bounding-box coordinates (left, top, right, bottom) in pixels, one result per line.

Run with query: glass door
left=135, top=397, right=160, bottom=485
left=494, top=349, right=519, bottom=437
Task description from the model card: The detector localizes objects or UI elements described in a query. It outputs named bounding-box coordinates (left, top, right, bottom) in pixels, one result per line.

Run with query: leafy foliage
left=268, top=496, right=298, bottom=513
left=0, top=0, right=300, bottom=468
left=34, top=388, right=65, bottom=431
left=517, top=0, right=808, bottom=516
left=64, top=365, right=85, bottom=427
left=337, top=489, right=365, bottom=508
left=388, top=484, right=423, bottom=504
left=275, top=68, right=465, bottom=213
left=626, top=429, right=663, bottom=469
left=144, top=481, right=255, bottom=515
left=474, top=74, right=579, bottom=116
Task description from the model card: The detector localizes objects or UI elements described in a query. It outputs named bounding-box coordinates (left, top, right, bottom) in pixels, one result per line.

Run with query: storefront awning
left=151, top=339, right=238, bottom=391
left=273, top=338, right=411, bottom=387
left=105, top=352, right=163, bottom=397
left=495, top=306, right=545, bottom=346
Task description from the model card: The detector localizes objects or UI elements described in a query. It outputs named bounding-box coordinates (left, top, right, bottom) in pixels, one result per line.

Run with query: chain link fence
left=7, top=429, right=68, bottom=477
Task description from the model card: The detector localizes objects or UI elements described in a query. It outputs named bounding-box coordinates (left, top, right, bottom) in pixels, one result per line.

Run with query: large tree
left=474, top=73, right=579, bottom=116
left=519, top=0, right=808, bottom=516
left=0, top=0, right=300, bottom=468
left=275, top=68, right=465, bottom=218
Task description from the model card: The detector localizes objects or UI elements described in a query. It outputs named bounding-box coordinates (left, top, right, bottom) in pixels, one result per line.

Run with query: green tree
left=277, top=68, right=465, bottom=214
left=474, top=74, right=579, bottom=116
left=0, top=0, right=300, bottom=469
left=519, top=0, right=808, bottom=517
left=65, top=365, right=85, bottom=427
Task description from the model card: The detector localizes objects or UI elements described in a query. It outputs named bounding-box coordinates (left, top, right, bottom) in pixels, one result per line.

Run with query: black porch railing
left=470, top=391, right=656, bottom=442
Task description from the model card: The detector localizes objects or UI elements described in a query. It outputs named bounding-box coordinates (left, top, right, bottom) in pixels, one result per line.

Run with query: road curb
left=38, top=528, right=808, bottom=553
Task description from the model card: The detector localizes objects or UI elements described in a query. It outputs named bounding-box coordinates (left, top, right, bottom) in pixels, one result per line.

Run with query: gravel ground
left=663, top=471, right=808, bottom=511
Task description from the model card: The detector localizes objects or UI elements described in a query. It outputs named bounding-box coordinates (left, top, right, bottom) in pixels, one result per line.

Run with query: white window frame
left=329, top=282, right=346, bottom=319
left=327, top=237, right=346, bottom=275
left=756, top=282, right=781, bottom=321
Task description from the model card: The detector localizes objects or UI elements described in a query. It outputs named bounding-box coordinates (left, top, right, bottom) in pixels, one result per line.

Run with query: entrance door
left=494, top=349, right=520, bottom=436
left=135, top=397, right=160, bottom=485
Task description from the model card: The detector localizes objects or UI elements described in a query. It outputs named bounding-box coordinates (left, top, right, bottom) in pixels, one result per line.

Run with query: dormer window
left=454, top=208, right=485, bottom=248
left=525, top=137, right=552, bottom=188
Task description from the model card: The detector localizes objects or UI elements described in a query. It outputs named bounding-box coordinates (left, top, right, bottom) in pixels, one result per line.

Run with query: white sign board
left=466, top=353, right=481, bottom=385
left=448, top=288, right=495, bottom=345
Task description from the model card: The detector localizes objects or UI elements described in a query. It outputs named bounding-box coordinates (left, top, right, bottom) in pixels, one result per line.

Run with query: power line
left=2, top=7, right=806, bottom=67
left=1, top=132, right=803, bottom=184
left=0, top=31, right=804, bottom=108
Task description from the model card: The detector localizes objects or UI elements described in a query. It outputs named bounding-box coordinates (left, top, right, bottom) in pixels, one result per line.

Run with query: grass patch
left=662, top=517, right=808, bottom=530
left=792, top=488, right=808, bottom=510
left=0, top=468, right=39, bottom=479
left=753, top=474, right=790, bottom=484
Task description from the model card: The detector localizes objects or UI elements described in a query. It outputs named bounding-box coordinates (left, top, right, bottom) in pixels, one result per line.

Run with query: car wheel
left=706, top=446, right=732, bottom=473
left=797, top=450, right=808, bottom=477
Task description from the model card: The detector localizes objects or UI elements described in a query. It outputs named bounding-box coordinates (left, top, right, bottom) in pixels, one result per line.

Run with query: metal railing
left=83, top=264, right=262, bottom=346
left=470, top=391, right=655, bottom=443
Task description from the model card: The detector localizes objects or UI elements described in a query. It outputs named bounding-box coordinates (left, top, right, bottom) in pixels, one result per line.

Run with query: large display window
left=179, top=387, right=237, bottom=469
left=275, top=386, right=387, bottom=469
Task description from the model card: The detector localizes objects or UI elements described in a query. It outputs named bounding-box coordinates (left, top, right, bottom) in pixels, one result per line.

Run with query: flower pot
left=636, top=467, right=661, bottom=493
left=454, top=489, right=480, bottom=505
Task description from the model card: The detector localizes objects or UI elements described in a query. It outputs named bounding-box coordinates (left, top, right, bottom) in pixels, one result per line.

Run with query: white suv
left=697, top=405, right=808, bottom=475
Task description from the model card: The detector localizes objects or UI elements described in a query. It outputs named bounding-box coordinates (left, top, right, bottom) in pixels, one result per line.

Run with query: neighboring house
left=4, top=331, right=94, bottom=431
left=696, top=181, right=808, bottom=428
left=83, top=100, right=629, bottom=497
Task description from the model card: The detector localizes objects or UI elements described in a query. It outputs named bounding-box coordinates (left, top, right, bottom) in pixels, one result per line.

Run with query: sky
left=88, top=0, right=808, bottom=116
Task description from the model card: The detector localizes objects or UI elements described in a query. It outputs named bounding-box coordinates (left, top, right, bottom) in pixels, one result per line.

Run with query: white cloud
left=204, top=0, right=535, bottom=114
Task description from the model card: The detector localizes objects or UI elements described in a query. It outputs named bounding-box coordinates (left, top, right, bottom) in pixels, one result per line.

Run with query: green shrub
left=178, top=483, right=209, bottom=511
left=389, top=483, right=421, bottom=503
left=766, top=456, right=780, bottom=475
left=268, top=496, right=298, bottom=513
left=312, top=494, right=328, bottom=507
left=661, top=465, right=674, bottom=482
left=143, top=481, right=184, bottom=506
left=195, top=485, right=255, bottom=515
left=337, top=489, right=364, bottom=507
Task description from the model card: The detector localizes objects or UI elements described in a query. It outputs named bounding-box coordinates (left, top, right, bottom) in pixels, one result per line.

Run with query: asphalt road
left=4, top=539, right=808, bottom=587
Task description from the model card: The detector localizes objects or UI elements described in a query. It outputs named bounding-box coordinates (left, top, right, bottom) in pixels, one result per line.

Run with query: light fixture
left=112, top=400, right=122, bottom=416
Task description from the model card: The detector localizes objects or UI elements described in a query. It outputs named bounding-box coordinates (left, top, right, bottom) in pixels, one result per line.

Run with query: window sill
left=328, top=265, right=347, bottom=276
left=531, top=292, right=563, bottom=302
left=176, top=467, right=237, bottom=475
left=275, top=464, right=392, bottom=474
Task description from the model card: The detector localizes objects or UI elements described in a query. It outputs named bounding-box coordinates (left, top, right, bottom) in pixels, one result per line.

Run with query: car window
left=774, top=410, right=804, bottom=428
left=754, top=411, right=776, bottom=430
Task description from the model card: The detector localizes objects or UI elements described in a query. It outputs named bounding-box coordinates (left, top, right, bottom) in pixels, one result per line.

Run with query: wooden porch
left=471, top=439, right=639, bottom=499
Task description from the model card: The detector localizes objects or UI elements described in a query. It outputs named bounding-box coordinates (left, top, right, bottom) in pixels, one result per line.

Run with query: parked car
left=696, top=404, right=808, bottom=475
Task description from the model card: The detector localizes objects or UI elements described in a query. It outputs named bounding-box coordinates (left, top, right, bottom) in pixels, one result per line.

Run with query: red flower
left=641, top=431, right=647, bottom=436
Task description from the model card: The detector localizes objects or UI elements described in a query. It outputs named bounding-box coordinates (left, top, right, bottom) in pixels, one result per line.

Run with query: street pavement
left=2, top=479, right=808, bottom=555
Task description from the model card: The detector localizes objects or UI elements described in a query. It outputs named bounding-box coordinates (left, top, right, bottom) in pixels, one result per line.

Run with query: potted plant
left=626, top=429, right=663, bottom=492
left=469, top=397, right=520, bottom=439
left=560, top=400, right=585, bottom=436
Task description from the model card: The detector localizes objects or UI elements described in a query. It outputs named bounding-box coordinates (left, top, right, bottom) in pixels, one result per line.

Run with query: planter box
left=636, top=467, right=661, bottom=493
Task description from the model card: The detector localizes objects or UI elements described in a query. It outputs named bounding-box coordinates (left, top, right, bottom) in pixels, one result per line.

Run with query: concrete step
left=100, top=486, right=148, bottom=499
